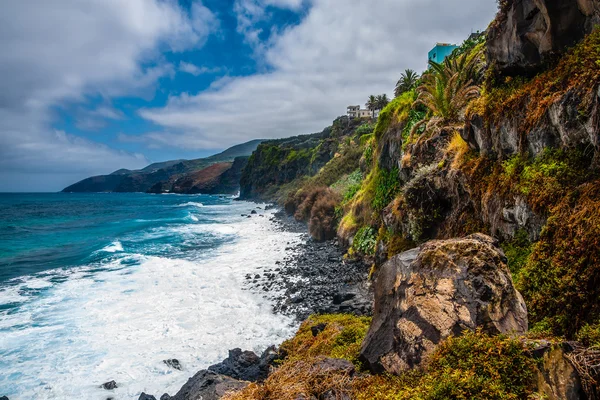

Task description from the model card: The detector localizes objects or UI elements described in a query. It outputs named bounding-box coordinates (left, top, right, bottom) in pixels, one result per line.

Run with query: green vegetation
left=223, top=315, right=371, bottom=400
left=500, top=229, right=532, bottom=284
left=395, top=69, right=420, bottom=98
left=374, top=91, right=415, bottom=140
left=372, top=167, right=401, bottom=213
left=519, top=180, right=600, bottom=338
left=280, top=314, right=372, bottom=365
left=227, top=320, right=535, bottom=400
left=498, top=148, right=592, bottom=214
left=355, top=122, right=375, bottom=138
left=416, top=51, right=482, bottom=124
left=354, top=330, right=534, bottom=400
left=352, top=226, right=377, bottom=256
left=576, top=322, right=600, bottom=349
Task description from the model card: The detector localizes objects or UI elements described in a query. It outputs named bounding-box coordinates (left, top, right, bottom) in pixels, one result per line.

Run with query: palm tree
left=376, top=94, right=390, bottom=111
left=395, top=69, right=419, bottom=97
left=365, top=95, right=377, bottom=118
left=409, top=52, right=483, bottom=139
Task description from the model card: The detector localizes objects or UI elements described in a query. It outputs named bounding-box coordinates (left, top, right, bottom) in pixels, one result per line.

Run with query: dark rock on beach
left=246, top=209, right=372, bottom=321
left=101, top=380, right=118, bottom=390
left=138, top=393, right=157, bottom=400
left=208, top=346, right=278, bottom=382
left=167, top=370, right=248, bottom=400
left=164, top=359, right=182, bottom=370
left=0, top=396, right=9, bottom=400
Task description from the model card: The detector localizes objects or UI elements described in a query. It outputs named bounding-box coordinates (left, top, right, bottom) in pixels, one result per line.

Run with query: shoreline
left=138, top=202, right=373, bottom=400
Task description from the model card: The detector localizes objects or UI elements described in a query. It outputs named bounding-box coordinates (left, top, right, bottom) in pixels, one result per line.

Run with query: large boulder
left=487, top=0, right=600, bottom=76
left=360, top=234, right=528, bottom=374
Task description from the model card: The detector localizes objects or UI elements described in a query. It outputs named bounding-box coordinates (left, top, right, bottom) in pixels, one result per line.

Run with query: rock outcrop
left=463, top=87, right=600, bottom=159
left=360, top=234, right=528, bottom=374
left=207, top=346, right=277, bottom=382
left=167, top=370, right=248, bottom=400
left=530, top=342, right=587, bottom=400
left=487, top=0, right=600, bottom=76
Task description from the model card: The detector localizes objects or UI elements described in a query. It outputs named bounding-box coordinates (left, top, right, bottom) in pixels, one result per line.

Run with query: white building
left=347, top=105, right=374, bottom=119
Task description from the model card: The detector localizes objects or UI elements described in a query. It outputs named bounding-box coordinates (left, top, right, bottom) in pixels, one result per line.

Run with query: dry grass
left=445, top=131, right=470, bottom=170
left=223, top=315, right=371, bottom=400
left=223, top=356, right=354, bottom=400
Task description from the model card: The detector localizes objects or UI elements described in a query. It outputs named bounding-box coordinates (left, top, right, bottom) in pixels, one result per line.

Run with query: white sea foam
left=0, top=205, right=301, bottom=399
left=177, top=202, right=204, bottom=208
left=100, top=241, right=124, bottom=253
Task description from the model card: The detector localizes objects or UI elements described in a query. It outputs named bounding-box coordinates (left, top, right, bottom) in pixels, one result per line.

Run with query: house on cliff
left=347, top=105, right=380, bottom=119
left=428, top=42, right=458, bottom=63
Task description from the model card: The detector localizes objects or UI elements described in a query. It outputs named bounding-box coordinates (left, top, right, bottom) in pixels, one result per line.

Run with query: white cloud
left=0, top=0, right=218, bottom=191
left=140, top=0, right=498, bottom=150
left=233, top=0, right=304, bottom=54
left=179, top=62, right=221, bottom=76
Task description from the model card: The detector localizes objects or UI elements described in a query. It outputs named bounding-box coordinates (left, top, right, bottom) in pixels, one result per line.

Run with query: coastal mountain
left=62, top=139, right=263, bottom=194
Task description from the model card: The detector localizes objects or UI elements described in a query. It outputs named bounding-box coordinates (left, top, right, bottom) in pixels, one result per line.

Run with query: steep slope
left=148, top=156, right=250, bottom=195
left=62, top=139, right=262, bottom=193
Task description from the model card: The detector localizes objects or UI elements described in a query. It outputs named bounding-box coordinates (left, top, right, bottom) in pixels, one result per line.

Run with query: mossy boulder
left=360, top=233, right=528, bottom=374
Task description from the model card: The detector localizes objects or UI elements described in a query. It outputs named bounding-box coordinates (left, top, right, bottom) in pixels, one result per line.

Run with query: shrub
left=519, top=180, right=600, bottom=338
left=223, top=315, right=372, bottom=400
left=374, top=91, right=415, bottom=140
left=352, top=226, right=377, bottom=256
left=309, top=190, right=342, bottom=242
left=576, top=322, right=600, bottom=349
left=500, top=229, right=532, bottom=284
left=445, top=131, right=470, bottom=170
left=280, top=314, right=372, bottom=364
left=355, top=122, right=375, bottom=138
left=372, top=167, right=401, bottom=213
left=352, top=330, right=535, bottom=400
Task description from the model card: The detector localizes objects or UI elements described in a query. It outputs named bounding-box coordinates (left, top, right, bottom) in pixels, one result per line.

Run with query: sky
left=0, top=0, right=498, bottom=192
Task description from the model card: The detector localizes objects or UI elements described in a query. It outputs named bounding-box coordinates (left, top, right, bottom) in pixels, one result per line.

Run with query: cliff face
left=148, top=157, right=249, bottom=195
left=239, top=117, right=366, bottom=201
left=62, top=140, right=262, bottom=193
left=238, top=5, right=600, bottom=347
left=488, top=0, right=600, bottom=76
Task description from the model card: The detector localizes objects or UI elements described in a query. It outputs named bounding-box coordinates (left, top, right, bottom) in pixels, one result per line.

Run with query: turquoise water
left=0, top=193, right=229, bottom=283
left=0, top=193, right=299, bottom=399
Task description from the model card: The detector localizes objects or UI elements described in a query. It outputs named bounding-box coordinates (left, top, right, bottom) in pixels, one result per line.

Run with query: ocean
left=0, top=193, right=299, bottom=399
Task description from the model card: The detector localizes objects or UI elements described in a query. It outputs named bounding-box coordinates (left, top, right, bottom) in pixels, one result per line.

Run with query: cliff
left=228, top=2, right=600, bottom=398
left=239, top=117, right=367, bottom=201
left=62, top=140, right=262, bottom=193
left=147, top=157, right=249, bottom=195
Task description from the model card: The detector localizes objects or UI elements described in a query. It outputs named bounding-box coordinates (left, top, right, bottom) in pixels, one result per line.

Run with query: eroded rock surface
left=360, top=233, right=528, bottom=374
left=487, top=0, right=600, bottom=76
left=530, top=341, right=587, bottom=400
